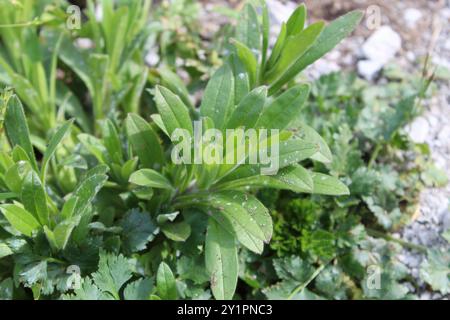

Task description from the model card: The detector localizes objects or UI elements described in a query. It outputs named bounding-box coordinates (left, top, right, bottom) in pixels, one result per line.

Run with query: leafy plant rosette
left=0, top=2, right=365, bottom=300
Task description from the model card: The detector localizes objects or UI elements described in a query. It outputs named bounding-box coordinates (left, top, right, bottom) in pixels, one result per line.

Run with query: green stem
left=288, top=262, right=328, bottom=300
left=368, top=143, right=383, bottom=169
left=0, top=20, right=41, bottom=28
left=366, top=228, right=427, bottom=253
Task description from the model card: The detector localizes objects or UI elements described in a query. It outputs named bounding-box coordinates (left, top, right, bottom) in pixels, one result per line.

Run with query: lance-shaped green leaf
left=266, top=23, right=287, bottom=70
left=4, top=95, right=38, bottom=171
left=78, top=134, right=108, bottom=164
left=236, top=4, right=261, bottom=53
left=0, top=204, right=41, bottom=237
left=292, top=122, right=333, bottom=163
left=41, top=119, right=74, bottom=181
left=265, top=22, right=325, bottom=83
left=228, top=53, right=250, bottom=105
left=311, top=173, right=350, bottom=195
left=206, top=191, right=272, bottom=253
left=156, top=262, right=177, bottom=300
left=231, top=39, right=258, bottom=87
left=205, top=218, right=238, bottom=300
left=71, top=169, right=109, bottom=217
left=101, top=119, right=123, bottom=165
left=200, top=64, right=234, bottom=129
left=126, top=113, right=164, bottom=169
left=157, top=65, right=194, bottom=112
left=60, top=197, right=79, bottom=220
left=161, top=221, right=191, bottom=242
left=153, top=85, right=193, bottom=137
left=4, top=161, right=31, bottom=194
left=256, top=84, right=310, bottom=130
left=208, top=207, right=263, bottom=254
left=286, top=4, right=307, bottom=36
left=21, top=171, right=49, bottom=226
left=129, top=169, right=173, bottom=190
left=200, top=191, right=272, bottom=252
left=226, top=86, right=267, bottom=129
left=53, top=216, right=81, bottom=250
left=269, top=10, right=364, bottom=94
left=219, top=136, right=318, bottom=185
left=58, top=36, right=94, bottom=94
left=217, top=164, right=313, bottom=194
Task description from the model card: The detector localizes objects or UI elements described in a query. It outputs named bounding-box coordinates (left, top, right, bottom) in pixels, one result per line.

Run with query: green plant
left=0, top=1, right=366, bottom=300
left=250, top=69, right=448, bottom=299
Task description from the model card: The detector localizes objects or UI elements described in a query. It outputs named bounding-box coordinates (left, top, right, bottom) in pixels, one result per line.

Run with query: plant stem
left=288, top=262, right=328, bottom=300
left=366, top=228, right=427, bottom=253
left=368, top=143, right=383, bottom=169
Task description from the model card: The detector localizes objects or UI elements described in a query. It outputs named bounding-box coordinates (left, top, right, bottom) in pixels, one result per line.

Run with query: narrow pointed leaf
left=205, top=218, right=238, bottom=300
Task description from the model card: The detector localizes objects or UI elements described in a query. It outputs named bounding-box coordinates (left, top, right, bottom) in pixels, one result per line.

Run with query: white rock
left=362, top=26, right=402, bottom=63
left=357, top=59, right=383, bottom=80
left=406, top=117, right=430, bottom=144
left=358, top=26, right=402, bottom=80
left=404, top=8, right=423, bottom=28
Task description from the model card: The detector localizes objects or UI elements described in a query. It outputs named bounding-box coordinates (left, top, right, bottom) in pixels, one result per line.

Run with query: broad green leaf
left=124, top=278, right=154, bottom=300
left=311, top=173, right=350, bottom=195
left=200, top=64, right=234, bottom=129
left=206, top=191, right=273, bottom=254
left=11, top=145, right=31, bottom=163
left=129, top=169, right=173, bottom=190
left=153, top=85, right=193, bottom=137
left=0, top=204, right=41, bottom=237
left=156, top=262, right=177, bottom=300
left=4, top=95, right=38, bottom=171
left=21, top=171, right=49, bottom=226
left=199, top=192, right=272, bottom=253
left=0, top=278, right=13, bottom=300
left=205, top=218, right=238, bottom=300
left=265, top=22, right=325, bottom=83
left=269, top=10, right=364, bottom=94
left=4, top=161, right=31, bottom=194
left=292, top=122, right=332, bottom=163
left=256, top=84, right=310, bottom=130
left=0, top=242, right=13, bottom=259
left=161, top=221, right=191, bottom=242
left=91, top=251, right=133, bottom=300
left=41, top=119, right=74, bottom=181
left=420, top=249, right=450, bottom=294
left=126, top=113, right=164, bottom=169
left=232, top=39, right=258, bottom=87
left=226, top=86, right=267, bottom=129
left=119, top=209, right=158, bottom=253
